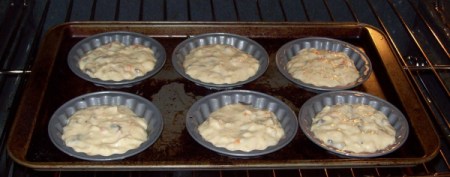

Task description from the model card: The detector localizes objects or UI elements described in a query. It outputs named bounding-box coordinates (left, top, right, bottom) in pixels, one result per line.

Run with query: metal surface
left=0, top=0, right=449, bottom=176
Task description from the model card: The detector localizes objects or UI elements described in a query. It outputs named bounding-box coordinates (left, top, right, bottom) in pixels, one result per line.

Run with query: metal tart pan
left=48, top=91, right=164, bottom=161
left=67, top=31, right=166, bottom=88
left=186, top=90, right=298, bottom=157
left=298, top=90, right=409, bottom=158
left=276, top=37, right=372, bottom=92
left=172, top=33, right=269, bottom=90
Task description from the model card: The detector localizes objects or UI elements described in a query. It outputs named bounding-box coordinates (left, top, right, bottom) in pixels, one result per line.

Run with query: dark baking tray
left=7, top=22, right=440, bottom=170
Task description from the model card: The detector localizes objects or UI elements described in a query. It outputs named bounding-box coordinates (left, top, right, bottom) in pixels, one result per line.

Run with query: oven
left=0, top=0, right=449, bottom=176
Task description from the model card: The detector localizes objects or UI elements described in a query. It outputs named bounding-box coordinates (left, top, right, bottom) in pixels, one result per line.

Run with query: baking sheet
left=7, top=22, right=440, bottom=170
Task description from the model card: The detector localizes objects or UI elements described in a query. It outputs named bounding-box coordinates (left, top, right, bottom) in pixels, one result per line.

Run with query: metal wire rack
left=0, top=0, right=449, bottom=176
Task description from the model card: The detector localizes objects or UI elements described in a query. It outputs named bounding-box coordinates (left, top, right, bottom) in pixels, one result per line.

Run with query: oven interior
left=0, top=0, right=449, bottom=176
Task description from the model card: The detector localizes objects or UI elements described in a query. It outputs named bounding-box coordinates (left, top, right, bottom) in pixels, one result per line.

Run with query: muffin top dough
left=183, top=44, right=260, bottom=84
left=198, top=103, right=285, bottom=152
left=287, top=48, right=359, bottom=87
left=62, top=105, right=148, bottom=156
left=311, top=104, right=396, bottom=153
left=79, top=42, right=157, bottom=81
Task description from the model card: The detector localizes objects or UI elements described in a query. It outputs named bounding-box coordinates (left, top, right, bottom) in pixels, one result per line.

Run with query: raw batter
left=198, top=103, right=285, bottom=152
left=62, top=105, right=148, bottom=156
left=79, top=42, right=157, bottom=81
left=287, top=48, right=359, bottom=87
left=183, top=44, right=259, bottom=84
left=311, top=104, right=396, bottom=153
